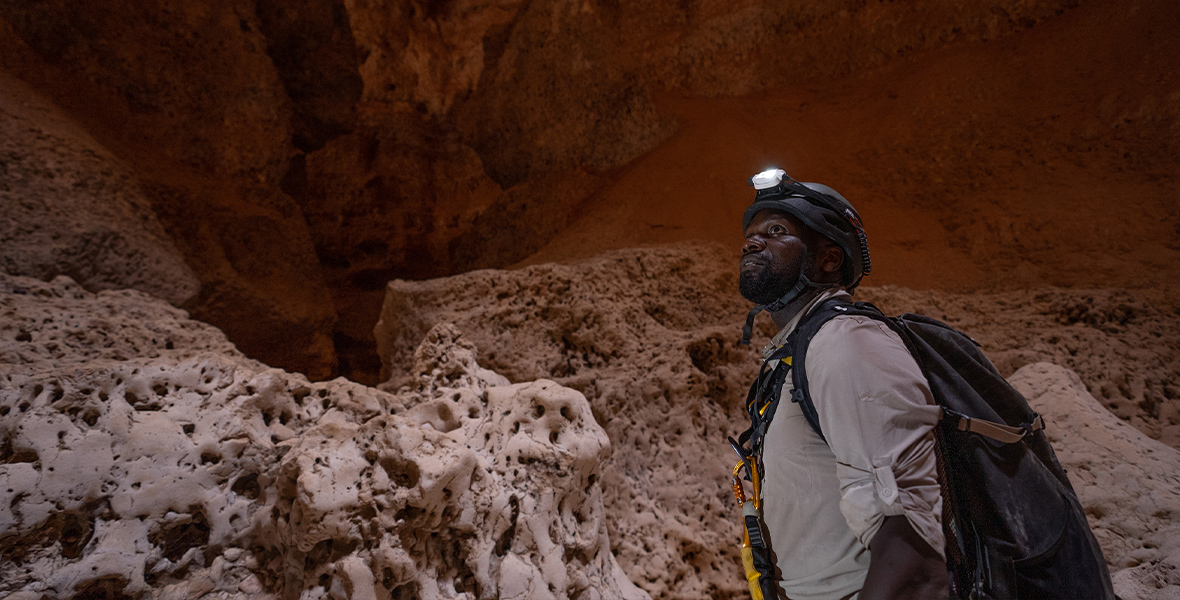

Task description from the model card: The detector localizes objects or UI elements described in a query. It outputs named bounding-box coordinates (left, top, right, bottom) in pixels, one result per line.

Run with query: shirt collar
left=761, top=287, right=851, bottom=359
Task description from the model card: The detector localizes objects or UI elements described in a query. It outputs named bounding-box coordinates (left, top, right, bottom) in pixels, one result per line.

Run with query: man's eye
left=769, top=225, right=785, bottom=234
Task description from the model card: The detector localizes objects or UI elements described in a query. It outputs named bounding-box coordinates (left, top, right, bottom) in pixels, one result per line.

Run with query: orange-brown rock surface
left=3, top=0, right=1176, bottom=382
left=0, top=73, right=198, bottom=306
left=2, top=0, right=1179, bottom=597
left=0, top=0, right=337, bottom=379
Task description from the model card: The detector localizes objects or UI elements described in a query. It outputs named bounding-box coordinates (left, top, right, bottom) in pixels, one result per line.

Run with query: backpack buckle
left=790, top=387, right=805, bottom=405
left=1022, top=413, right=1045, bottom=436
left=940, top=406, right=965, bottom=428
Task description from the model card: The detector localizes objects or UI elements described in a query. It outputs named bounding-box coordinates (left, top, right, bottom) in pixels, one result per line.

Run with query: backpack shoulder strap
left=732, top=299, right=897, bottom=467
left=793, top=302, right=1048, bottom=447
left=789, top=299, right=893, bottom=442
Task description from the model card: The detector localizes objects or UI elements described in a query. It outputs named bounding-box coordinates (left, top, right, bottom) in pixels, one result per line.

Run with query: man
left=736, top=169, right=947, bottom=600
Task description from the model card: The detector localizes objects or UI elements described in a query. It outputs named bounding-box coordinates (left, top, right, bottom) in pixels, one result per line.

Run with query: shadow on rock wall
left=0, top=0, right=1121, bottom=384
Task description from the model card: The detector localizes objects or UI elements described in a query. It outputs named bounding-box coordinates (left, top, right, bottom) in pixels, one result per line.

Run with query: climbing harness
left=727, top=347, right=794, bottom=600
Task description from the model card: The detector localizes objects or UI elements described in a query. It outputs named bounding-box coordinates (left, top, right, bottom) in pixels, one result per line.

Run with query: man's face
left=739, top=210, right=809, bottom=305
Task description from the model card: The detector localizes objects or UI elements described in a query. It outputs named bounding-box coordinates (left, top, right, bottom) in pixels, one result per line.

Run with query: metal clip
left=732, top=462, right=747, bottom=505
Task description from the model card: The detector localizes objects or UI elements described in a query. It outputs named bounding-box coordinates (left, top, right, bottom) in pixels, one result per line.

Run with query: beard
left=739, top=255, right=804, bottom=305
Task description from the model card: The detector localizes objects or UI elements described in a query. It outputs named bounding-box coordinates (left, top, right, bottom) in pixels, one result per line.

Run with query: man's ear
left=818, top=243, right=844, bottom=282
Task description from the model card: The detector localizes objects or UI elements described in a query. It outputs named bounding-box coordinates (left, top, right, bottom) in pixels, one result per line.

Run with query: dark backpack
left=738, top=299, right=1115, bottom=600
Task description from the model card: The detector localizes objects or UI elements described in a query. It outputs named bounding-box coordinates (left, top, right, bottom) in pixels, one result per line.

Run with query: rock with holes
left=0, top=273, right=646, bottom=599
left=260, top=380, right=646, bottom=600
left=253, top=321, right=646, bottom=599
left=0, top=351, right=394, bottom=598
left=0, top=273, right=249, bottom=371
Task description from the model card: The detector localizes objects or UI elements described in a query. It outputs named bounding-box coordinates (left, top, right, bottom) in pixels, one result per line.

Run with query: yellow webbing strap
left=742, top=544, right=764, bottom=600
left=946, top=409, right=1045, bottom=444
left=741, top=502, right=768, bottom=600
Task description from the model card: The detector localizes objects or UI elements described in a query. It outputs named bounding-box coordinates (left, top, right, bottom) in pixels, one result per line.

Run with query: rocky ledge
left=2, top=243, right=1179, bottom=599
left=0, top=273, right=644, bottom=600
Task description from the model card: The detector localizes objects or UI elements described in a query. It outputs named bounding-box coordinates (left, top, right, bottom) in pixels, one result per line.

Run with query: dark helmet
left=742, top=168, right=872, bottom=290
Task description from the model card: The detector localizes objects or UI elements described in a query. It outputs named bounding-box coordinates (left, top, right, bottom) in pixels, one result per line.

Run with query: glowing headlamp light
left=743, top=167, right=873, bottom=287
left=749, top=168, right=787, bottom=190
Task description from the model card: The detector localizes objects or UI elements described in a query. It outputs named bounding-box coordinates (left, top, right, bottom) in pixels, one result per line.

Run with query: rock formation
left=3, top=239, right=1180, bottom=598
left=0, top=2, right=338, bottom=380
left=0, top=73, right=198, bottom=306
left=0, top=273, right=645, bottom=600
left=1014, top=363, right=1180, bottom=600
left=1, top=0, right=1178, bottom=596
left=375, top=241, right=1180, bottom=598
left=2, top=0, right=1176, bottom=382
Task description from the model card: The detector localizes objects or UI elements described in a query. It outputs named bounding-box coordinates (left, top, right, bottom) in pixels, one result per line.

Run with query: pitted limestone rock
left=382, top=321, right=510, bottom=396
left=0, top=274, right=247, bottom=370
left=0, top=353, right=395, bottom=598
left=261, top=374, right=642, bottom=600
left=0, top=274, right=645, bottom=599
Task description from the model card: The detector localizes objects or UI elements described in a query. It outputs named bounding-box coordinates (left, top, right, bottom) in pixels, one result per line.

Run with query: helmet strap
left=738, top=274, right=838, bottom=346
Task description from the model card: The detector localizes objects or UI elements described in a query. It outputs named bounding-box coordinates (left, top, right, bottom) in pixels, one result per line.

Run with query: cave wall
left=0, top=0, right=336, bottom=379
left=0, top=72, right=199, bottom=306
left=5, top=259, right=1178, bottom=599
left=0, top=0, right=1126, bottom=382
left=0, top=273, right=649, bottom=600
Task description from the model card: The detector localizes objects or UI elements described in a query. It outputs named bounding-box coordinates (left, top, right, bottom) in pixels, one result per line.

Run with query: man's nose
left=742, top=236, right=764, bottom=255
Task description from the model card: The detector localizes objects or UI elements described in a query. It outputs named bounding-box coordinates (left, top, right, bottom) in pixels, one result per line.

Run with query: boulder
left=0, top=272, right=646, bottom=600
left=1013, top=363, right=1180, bottom=600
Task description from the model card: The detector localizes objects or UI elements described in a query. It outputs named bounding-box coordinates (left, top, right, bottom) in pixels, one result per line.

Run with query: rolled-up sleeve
left=805, top=315, right=946, bottom=559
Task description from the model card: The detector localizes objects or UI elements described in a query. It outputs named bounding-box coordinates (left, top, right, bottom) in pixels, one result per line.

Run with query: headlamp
left=743, top=166, right=873, bottom=285
left=748, top=167, right=819, bottom=206
left=748, top=167, right=855, bottom=223
left=750, top=168, right=788, bottom=190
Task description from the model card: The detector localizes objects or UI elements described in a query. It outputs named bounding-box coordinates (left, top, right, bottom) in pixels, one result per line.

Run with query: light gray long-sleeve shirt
left=758, top=289, right=945, bottom=600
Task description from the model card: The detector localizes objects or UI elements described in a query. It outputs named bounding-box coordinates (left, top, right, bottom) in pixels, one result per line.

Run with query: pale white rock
left=260, top=361, right=645, bottom=599
left=0, top=273, right=646, bottom=600
left=1012, top=362, right=1180, bottom=600
left=0, top=273, right=248, bottom=370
